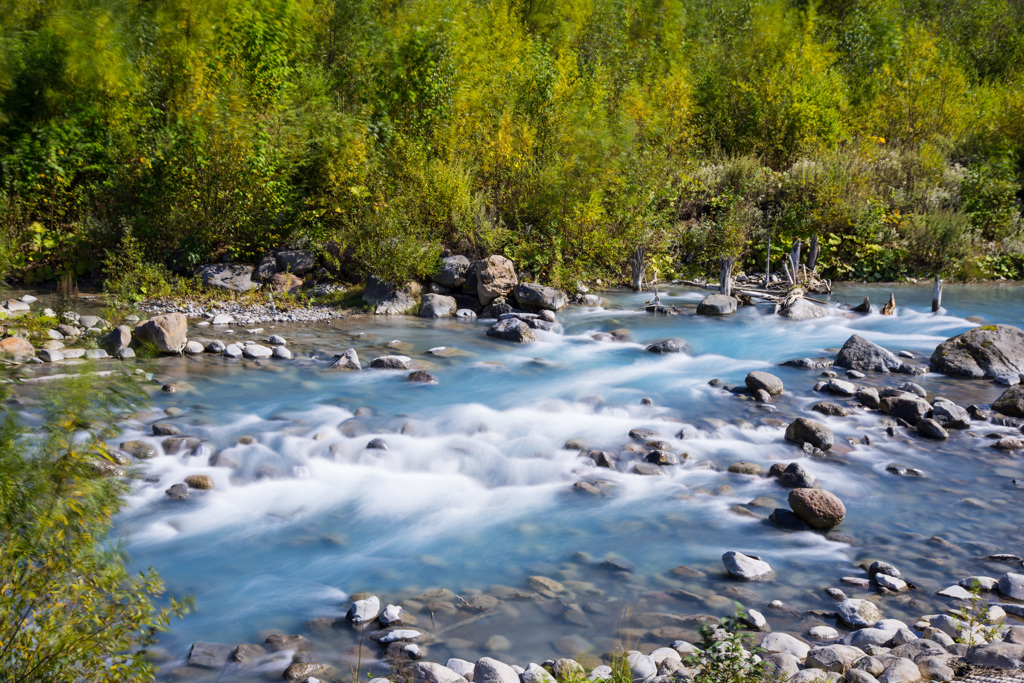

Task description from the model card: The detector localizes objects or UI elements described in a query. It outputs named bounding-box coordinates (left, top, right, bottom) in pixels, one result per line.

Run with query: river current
left=99, top=283, right=1024, bottom=678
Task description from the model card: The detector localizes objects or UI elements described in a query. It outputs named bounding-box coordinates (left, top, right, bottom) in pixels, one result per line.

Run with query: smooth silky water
left=93, top=284, right=1024, bottom=678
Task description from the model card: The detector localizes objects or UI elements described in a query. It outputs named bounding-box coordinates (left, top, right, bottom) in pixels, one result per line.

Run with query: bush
left=0, top=372, right=190, bottom=682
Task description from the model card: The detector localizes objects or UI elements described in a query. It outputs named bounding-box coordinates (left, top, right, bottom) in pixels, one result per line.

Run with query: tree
left=0, top=372, right=190, bottom=682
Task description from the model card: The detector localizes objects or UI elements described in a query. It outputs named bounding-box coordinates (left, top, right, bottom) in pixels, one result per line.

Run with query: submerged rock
left=746, top=371, right=784, bottom=396
left=645, top=338, right=689, bottom=354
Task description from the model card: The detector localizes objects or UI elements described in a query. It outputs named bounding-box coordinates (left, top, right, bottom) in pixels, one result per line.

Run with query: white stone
left=998, top=572, right=1024, bottom=600
left=348, top=595, right=380, bottom=624
left=211, top=314, right=234, bottom=325
left=223, top=344, right=243, bottom=358
left=760, top=632, right=810, bottom=659
left=808, top=626, right=840, bottom=640
left=838, top=598, right=882, bottom=628
left=474, top=657, right=520, bottom=683
left=268, top=334, right=286, bottom=346
left=184, top=341, right=204, bottom=355
left=625, top=652, right=656, bottom=682
left=380, top=604, right=405, bottom=626
left=722, top=550, right=774, bottom=581
left=273, top=346, right=293, bottom=360
left=243, top=344, right=273, bottom=359
left=38, top=348, right=64, bottom=363
left=937, top=585, right=973, bottom=600
left=378, top=629, right=421, bottom=644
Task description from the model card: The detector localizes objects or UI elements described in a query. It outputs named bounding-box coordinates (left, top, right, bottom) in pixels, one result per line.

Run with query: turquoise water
left=100, top=283, right=1023, bottom=677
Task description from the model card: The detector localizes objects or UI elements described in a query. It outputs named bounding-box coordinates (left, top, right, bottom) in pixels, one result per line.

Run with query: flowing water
left=24, top=284, right=1024, bottom=678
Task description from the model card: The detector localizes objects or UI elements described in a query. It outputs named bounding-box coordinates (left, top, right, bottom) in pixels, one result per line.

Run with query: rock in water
left=746, top=371, right=784, bottom=396
left=696, top=294, right=737, bottom=316
left=513, top=283, right=568, bottom=311
left=645, top=338, right=689, bottom=354
left=998, top=572, right=1024, bottom=600
left=101, top=325, right=132, bottom=353
left=837, top=598, right=881, bottom=628
left=135, top=313, right=188, bottom=354
left=370, top=355, right=413, bottom=369
left=722, top=550, right=775, bottom=581
left=475, top=255, right=518, bottom=305
left=835, top=334, right=915, bottom=373
left=348, top=595, right=380, bottom=624
left=880, top=395, right=931, bottom=424
left=930, top=324, right=1024, bottom=379
left=916, top=418, right=948, bottom=440
left=932, top=400, right=970, bottom=428
left=788, top=488, right=846, bottom=529
left=778, top=298, right=828, bottom=319
left=331, top=349, right=361, bottom=370
left=420, top=293, right=458, bottom=318
left=993, top=386, right=1024, bottom=417
left=779, top=462, right=817, bottom=488
left=486, top=318, right=536, bottom=343
left=852, top=297, right=871, bottom=314
left=784, top=418, right=834, bottom=450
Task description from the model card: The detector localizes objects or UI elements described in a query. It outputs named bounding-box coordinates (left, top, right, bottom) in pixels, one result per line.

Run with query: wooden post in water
left=808, top=235, right=820, bottom=273
left=719, top=257, right=736, bottom=296
left=932, top=275, right=942, bottom=313
left=630, top=246, right=646, bottom=291
left=765, top=235, right=771, bottom=286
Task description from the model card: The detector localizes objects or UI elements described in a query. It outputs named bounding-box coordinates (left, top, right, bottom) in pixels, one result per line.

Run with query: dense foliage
left=0, top=374, right=189, bottom=681
left=1, top=0, right=1022, bottom=288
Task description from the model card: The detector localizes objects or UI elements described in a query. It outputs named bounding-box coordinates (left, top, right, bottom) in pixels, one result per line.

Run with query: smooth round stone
left=184, top=341, right=204, bottom=355
left=268, top=334, right=286, bottom=346
left=273, top=346, right=294, bottom=360
left=808, top=626, right=840, bottom=640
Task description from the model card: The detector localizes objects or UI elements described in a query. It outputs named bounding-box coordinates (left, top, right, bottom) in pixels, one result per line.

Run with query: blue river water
left=97, top=283, right=1024, bottom=678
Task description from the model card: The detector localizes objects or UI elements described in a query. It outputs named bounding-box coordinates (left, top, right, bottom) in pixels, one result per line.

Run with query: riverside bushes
left=0, top=373, right=190, bottom=681
left=0, top=0, right=1022, bottom=289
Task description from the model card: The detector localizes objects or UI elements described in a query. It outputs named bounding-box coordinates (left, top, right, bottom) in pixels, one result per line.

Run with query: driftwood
left=719, top=257, right=736, bottom=296
left=932, top=276, right=942, bottom=313
left=881, top=293, right=896, bottom=315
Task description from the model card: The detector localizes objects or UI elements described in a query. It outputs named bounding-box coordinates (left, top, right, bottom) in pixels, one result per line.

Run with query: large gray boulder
left=930, top=324, right=1024, bottom=379
left=513, top=283, right=567, bottom=311
left=188, top=642, right=234, bottom=668
left=785, top=417, right=834, bottom=450
left=419, top=294, right=458, bottom=318
left=931, top=400, right=970, bottom=428
left=486, top=318, right=536, bottom=343
left=0, top=337, right=35, bottom=361
left=836, top=335, right=915, bottom=374
left=434, top=255, right=471, bottom=289
left=965, top=642, right=1024, bottom=669
left=475, top=255, right=518, bottom=305
left=196, top=263, right=257, bottom=292
left=135, top=313, right=188, bottom=354
left=696, top=294, right=737, bottom=316
left=275, top=249, right=315, bottom=276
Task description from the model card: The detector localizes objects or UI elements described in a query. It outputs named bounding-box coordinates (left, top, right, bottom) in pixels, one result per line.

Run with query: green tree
left=0, top=373, right=190, bottom=682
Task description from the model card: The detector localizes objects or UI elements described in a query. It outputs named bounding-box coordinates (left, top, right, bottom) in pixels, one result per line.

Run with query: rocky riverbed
left=3, top=283, right=1024, bottom=683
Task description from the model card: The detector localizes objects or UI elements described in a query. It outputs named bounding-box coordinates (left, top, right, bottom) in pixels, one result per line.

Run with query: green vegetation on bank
left=0, top=373, right=190, bottom=681
left=1, top=0, right=1022, bottom=291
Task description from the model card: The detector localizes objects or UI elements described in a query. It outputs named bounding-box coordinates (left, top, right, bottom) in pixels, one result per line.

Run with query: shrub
left=0, top=372, right=190, bottom=681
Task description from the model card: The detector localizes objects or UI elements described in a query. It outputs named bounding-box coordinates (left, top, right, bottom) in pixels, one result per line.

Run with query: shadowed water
left=88, top=283, right=1024, bottom=678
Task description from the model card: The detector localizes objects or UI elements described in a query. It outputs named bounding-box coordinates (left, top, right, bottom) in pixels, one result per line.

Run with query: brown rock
left=136, top=313, right=188, bottom=354
left=268, top=272, right=303, bottom=294
left=475, top=255, right=518, bottom=305
left=184, top=474, right=214, bottom=490
left=0, top=337, right=35, bottom=361
left=788, top=488, right=846, bottom=529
